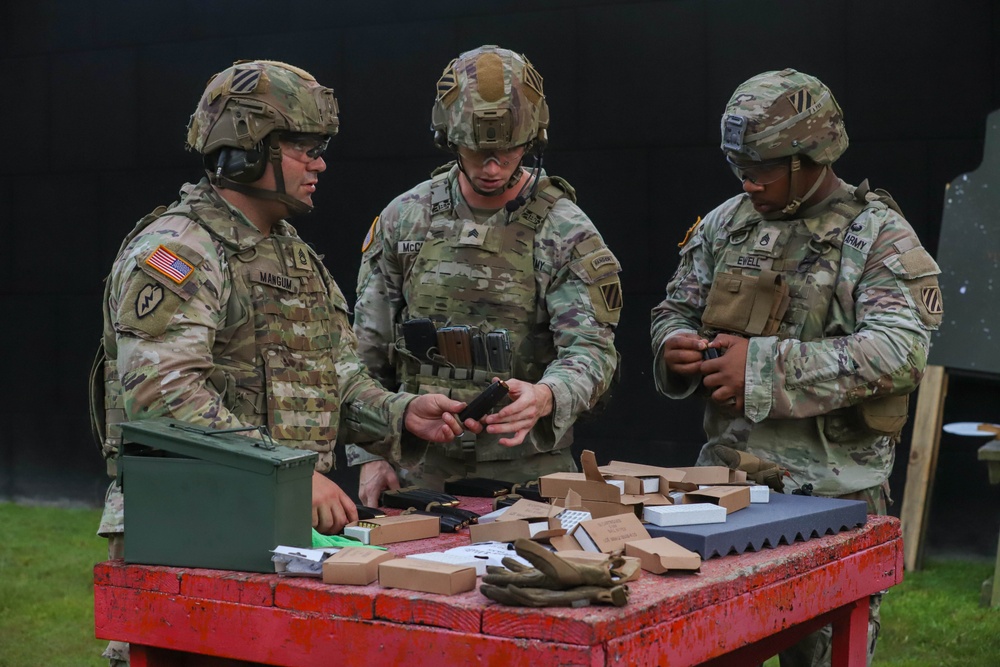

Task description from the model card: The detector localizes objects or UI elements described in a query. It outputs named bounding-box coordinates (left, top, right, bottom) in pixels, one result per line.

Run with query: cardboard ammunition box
left=625, top=537, right=702, bottom=573
left=322, top=547, right=395, bottom=585
left=572, top=512, right=650, bottom=553
left=538, top=472, right=622, bottom=502
left=119, top=419, right=316, bottom=573
left=469, top=498, right=560, bottom=543
left=683, top=485, right=751, bottom=514
left=343, top=514, right=439, bottom=546
left=671, top=466, right=748, bottom=490
left=599, top=461, right=687, bottom=494
left=378, top=558, right=477, bottom=595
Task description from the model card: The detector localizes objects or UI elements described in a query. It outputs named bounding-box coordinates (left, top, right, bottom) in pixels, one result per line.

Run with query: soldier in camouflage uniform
left=348, top=45, right=622, bottom=505
left=650, top=69, right=943, bottom=667
left=95, top=61, right=478, bottom=662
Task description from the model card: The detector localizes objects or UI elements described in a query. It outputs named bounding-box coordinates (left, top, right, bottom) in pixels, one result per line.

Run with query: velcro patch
left=145, top=245, right=194, bottom=284
left=600, top=281, right=623, bottom=311
left=135, top=283, right=164, bottom=319
left=459, top=222, right=489, bottom=246
left=229, top=67, right=262, bottom=94
left=921, top=286, right=943, bottom=314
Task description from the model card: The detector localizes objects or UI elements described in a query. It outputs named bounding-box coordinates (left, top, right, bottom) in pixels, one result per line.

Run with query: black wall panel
left=2, top=0, right=998, bottom=556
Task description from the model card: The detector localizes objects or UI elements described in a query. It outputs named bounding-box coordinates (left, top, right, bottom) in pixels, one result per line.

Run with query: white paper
left=445, top=542, right=530, bottom=569
left=270, top=546, right=340, bottom=576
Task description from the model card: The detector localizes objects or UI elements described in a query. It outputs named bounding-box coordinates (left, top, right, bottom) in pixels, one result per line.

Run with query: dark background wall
left=2, top=0, right=998, bottom=558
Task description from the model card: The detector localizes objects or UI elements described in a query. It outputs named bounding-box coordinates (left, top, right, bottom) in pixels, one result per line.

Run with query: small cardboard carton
left=683, top=485, right=751, bottom=514
left=406, top=551, right=486, bottom=576
left=671, top=466, right=748, bottom=490
left=343, top=514, right=439, bottom=545
left=538, top=472, right=622, bottom=502
left=572, top=512, right=650, bottom=553
left=378, top=558, right=477, bottom=595
left=599, top=461, right=687, bottom=494
left=750, top=485, right=771, bottom=503
left=321, top=547, right=395, bottom=585
left=468, top=498, right=562, bottom=544
left=625, top=537, right=702, bottom=574
left=539, top=450, right=624, bottom=501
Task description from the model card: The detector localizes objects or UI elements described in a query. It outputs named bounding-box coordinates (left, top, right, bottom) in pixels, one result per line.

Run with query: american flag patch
left=230, top=67, right=262, bottom=94
left=145, top=245, right=194, bottom=284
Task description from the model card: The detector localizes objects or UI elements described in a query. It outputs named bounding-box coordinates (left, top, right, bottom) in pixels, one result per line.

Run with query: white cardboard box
left=643, top=503, right=726, bottom=527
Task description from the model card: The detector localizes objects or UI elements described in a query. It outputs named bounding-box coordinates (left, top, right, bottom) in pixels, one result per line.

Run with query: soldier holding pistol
left=348, top=45, right=622, bottom=504
left=650, top=69, right=942, bottom=666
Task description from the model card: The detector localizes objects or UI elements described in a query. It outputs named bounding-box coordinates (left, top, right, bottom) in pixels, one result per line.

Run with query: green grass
left=0, top=502, right=998, bottom=666
left=0, top=503, right=107, bottom=667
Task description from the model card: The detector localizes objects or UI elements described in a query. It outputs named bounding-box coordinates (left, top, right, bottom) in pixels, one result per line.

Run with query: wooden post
left=900, top=365, right=948, bottom=572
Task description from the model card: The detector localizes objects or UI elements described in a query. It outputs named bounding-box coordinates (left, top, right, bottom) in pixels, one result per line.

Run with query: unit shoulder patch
left=678, top=216, right=702, bottom=248
left=362, top=216, right=379, bottom=253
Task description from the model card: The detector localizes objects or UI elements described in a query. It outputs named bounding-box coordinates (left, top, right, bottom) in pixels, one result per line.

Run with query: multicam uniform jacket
left=100, top=179, right=413, bottom=483
left=651, top=180, right=942, bottom=496
left=348, top=164, right=621, bottom=469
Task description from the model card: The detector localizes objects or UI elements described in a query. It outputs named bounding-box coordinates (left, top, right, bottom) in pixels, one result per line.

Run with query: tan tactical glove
left=480, top=583, right=630, bottom=608
left=712, top=444, right=789, bottom=492
left=482, top=538, right=625, bottom=590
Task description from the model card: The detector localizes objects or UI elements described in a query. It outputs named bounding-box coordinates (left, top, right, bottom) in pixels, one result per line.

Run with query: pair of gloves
left=713, top=444, right=790, bottom=492
left=480, top=538, right=632, bottom=608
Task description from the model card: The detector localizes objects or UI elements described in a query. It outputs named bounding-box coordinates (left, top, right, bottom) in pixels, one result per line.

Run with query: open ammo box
left=118, top=419, right=316, bottom=572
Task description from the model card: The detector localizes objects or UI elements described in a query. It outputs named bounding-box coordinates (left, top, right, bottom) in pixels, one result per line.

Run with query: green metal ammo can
left=118, top=419, right=316, bottom=573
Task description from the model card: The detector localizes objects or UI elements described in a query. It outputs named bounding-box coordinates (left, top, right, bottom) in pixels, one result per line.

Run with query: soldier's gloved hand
left=480, top=583, right=630, bottom=608
left=482, top=538, right=625, bottom=590
left=712, top=444, right=788, bottom=492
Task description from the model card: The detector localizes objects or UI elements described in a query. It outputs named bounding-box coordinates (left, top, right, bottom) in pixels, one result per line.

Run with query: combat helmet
left=721, top=68, right=847, bottom=165
left=431, top=45, right=549, bottom=153
left=186, top=59, right=340, bottom=215
left=721, top=69, right=847, bottom=216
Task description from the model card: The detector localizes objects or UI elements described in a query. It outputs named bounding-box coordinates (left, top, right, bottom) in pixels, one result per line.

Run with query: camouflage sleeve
left=110, top=218, right=246, bottom=429
left=537, top=202, right=620, bottom=430
left=650, top=200, right=736, bottom=398
left=345, top=207, right=411, bottom=466
left=744, top=207, right=941, bottom=423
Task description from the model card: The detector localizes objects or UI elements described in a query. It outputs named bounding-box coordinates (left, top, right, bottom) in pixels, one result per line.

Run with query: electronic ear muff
left=207, top=142, right=267, bottom=185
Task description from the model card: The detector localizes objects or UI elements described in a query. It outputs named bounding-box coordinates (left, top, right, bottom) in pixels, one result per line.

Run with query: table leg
left=830, top=597, right=869, bottom=667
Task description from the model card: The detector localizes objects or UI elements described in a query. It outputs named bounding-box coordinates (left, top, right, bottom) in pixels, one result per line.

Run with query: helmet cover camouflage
left=721, top=68, right=847, bottom=165
left=186, top=60, right=340, bottom=155
left=431, top=45, right=549, bottom=151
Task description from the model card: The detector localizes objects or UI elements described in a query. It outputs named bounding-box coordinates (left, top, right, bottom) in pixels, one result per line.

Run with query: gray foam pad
left=645, top=491, right=869, bottom=559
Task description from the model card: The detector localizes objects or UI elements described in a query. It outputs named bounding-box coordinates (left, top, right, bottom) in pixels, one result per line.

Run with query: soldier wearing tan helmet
left=93, top=61, right=479, bottom=660
left=651, top=69, right=943, bottom=666
left=346, top=45, right=622, bottom=504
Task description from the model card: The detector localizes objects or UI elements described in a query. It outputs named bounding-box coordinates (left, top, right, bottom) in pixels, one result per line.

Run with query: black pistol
left=458, top=380, right=510, bottom=422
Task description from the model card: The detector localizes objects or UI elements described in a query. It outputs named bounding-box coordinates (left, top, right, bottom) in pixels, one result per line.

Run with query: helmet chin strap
left=780, top=156, right=827, bottom=217
left=214, top=137, right=314, bottom=217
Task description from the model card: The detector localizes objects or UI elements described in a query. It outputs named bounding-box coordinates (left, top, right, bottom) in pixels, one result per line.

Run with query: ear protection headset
left=206, top=140, right=268, bottom=184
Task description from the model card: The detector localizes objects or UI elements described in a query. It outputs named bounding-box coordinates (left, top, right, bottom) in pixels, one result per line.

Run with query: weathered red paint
left=95, top=502, right=901, bottom=667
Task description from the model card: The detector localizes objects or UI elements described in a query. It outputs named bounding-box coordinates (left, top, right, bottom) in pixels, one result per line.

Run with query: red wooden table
left=94, top=499, right=902, bottom=667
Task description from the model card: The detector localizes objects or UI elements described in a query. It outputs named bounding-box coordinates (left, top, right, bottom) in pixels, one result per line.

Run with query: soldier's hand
left=483, top=379, right=552, bottom=447
left=403, top=393, right=483, bottom=442
left=662, top=333, right=708, bottom=376
left=701, top=333, right=748, bottom=412
left=311, top=473, right=358, bottom=534
left=359, top=460, right=399, bottom=507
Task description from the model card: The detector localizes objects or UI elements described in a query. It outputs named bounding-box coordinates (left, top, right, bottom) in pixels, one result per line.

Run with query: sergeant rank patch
left=145, top=245, right=193, bottom=284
